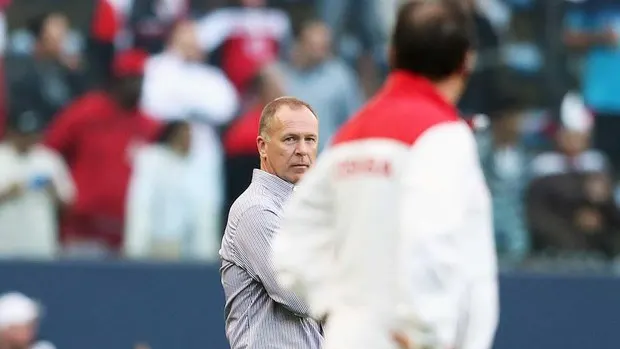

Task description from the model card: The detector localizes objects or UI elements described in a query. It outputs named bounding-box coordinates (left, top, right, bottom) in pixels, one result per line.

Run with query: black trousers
left=593, top=114, right=620, bottom=175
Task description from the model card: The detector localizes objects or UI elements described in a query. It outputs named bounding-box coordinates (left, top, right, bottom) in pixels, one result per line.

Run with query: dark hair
left=158, top=120, right=190, bottom=144
left=391, top=0, right=475, bottom=81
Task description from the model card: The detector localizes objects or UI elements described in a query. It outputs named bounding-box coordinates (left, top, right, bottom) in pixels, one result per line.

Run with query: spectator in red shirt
left=45, top=49, right=160, bottom=258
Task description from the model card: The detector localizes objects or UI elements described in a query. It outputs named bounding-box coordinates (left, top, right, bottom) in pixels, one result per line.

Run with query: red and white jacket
left=273, top=71, right=498, bottom=349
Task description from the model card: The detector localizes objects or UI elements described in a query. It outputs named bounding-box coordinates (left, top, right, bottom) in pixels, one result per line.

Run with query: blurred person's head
left=157, top=120, right=192, bottom=156
left=257, top=97, right=318, bottom=184
left=28, top=12, right=69, bottom=58
left=110, top=49, right=149, bottom=109
left=5, top=109, right=45, bottom=154
left=556, top=91, right=592, bottom=157
left=489, top=94, right=525, bottom=146
left=253, top=65, right=286, bottom=104
left=293, top=20, right=332, bottom=68
left=389, top=0, right=476, bottom=104
left=0, top=293, right=40, bottom=349
left=168, top=20, right=203, bottom=62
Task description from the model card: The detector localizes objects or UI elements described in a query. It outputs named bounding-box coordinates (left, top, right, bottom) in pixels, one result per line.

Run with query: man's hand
left=0, top=182, right=25, bottom=204
left=575, top=207, right=603, bottom=234
left=585, top=174, right=612, bottom=204
left=392, top=332, right=411, bottom=349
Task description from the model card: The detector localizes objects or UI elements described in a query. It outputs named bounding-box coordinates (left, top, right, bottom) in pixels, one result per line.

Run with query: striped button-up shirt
left=220, top=169, right=323, bottom=349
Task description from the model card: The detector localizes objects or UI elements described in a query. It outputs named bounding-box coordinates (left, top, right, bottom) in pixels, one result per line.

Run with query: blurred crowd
left=0, top=0, right=620, bottom=269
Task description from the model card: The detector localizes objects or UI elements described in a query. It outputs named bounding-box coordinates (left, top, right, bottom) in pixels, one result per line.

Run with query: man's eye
left=284, top=137, right=295, bottom=142
left=306, top=138, right=317, bottom=143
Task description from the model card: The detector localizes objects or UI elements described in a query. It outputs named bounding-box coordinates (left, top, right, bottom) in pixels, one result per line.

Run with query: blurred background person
left=141, top=20, right=238, bottom=243
left=277, top=19, right=362, bottom=151
left=222, top=65, right=285, bottom=219
left=125, top=120, right=219, bottom=261
left=45, top=49, right=160, bottom=258
left=0, top=108, right=74, bottom=259
left=458, top=0, right=502, bottom=116
left=0, top=292, right=53, bottom=349
left=196, top=0, right=291, bottom=97
left=527, top=92, right=620, bottom=260
left=477, top=94, right=531, bottom=266
left=86, top=0, right=189, bottom=87
left=5, top=12, right=86, bottom=128
left=316, top=0, right=384, bottom=96
left=564, top=0, right=620, bottom=173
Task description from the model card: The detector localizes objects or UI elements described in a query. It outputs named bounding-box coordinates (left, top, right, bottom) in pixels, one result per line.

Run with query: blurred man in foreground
left=220, top=97, right=322, bottom=349
left=46, top=49, right=160, bottom=257
left=273, top=1, right=498, bottom=349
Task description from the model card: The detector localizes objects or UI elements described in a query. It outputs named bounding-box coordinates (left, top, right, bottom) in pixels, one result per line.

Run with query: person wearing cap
left=45, top=49, right=160, bottom=257
left=0, top=108, right=74, bottom=258
left=527, top=92, right=620, bottom=259
left=0, top=292, right=55, bottom=349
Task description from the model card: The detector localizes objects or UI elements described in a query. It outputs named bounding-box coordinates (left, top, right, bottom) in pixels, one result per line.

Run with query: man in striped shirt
left=220, top=96, right=322, bottom=349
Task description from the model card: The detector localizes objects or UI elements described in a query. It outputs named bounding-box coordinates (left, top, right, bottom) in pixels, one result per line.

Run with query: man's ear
left=464, top=50, right=477, bottom=74
left=257, top=136, right=267, bottom=159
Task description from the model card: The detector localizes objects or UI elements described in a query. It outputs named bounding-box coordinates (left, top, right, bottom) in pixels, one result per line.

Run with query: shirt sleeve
left=44, top=101, right=84, bottom=159
left=233, top=206, right=311, bottom=317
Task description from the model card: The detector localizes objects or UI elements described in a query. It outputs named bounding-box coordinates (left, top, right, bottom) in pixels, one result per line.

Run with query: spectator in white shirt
left=141, top=20, right=239, bottom=238
left=125, top=120, right=218, bottom=261
left=0, top=109, right=74, bottom=259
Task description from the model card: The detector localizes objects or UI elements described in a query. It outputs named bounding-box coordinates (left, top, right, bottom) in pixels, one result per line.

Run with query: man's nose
left=295, top=141, right=310, bottom=155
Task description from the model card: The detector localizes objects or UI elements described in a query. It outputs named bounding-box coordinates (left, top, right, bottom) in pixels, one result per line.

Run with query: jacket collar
left=383, top=70, right=460, bottom=120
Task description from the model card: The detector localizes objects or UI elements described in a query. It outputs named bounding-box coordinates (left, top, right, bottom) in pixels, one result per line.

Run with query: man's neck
left=432, top=77, right=463, bottom=106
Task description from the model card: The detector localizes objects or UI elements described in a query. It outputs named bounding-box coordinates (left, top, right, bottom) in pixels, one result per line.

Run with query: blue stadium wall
left=0, top=261, right=618, bottom=349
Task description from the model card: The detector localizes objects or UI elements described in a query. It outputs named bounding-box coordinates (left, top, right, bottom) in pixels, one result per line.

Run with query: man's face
left=258, top=106, right=319, bottom=184
left=171, top=21, right=203, bottom=62
left=41, top=14, right=68, bottom=57
left=1, top=322, right=37, bottom=349
left=557, top=129, right=589, bottom=156
left=299, top=23, right=332, bottom=66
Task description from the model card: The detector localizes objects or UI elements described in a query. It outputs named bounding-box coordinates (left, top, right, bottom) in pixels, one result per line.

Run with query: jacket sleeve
left=234, top=206, right=311, bottom=317
left=402, top=123, right=498, bottom=349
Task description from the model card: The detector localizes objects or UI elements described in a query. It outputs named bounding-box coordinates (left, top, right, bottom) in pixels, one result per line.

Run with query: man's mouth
left=292, top=164, right=309, bottom=168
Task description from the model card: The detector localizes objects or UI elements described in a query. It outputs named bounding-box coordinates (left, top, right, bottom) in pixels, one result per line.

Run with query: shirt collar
left=383, top=70, right=460, bottom=120
left=252, top=169, right=295, bottom=200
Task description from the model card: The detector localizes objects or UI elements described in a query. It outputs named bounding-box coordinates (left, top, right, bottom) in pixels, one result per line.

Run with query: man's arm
left=234, top=206, right=310, bottom=317
left=402, top=122, right=498, bottom=349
